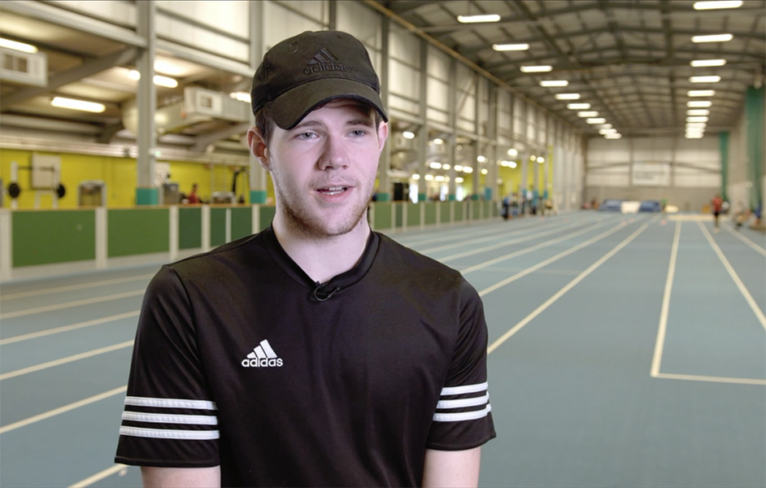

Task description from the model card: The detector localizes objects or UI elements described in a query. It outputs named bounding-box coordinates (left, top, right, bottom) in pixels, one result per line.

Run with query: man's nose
left=317, top=135, right=349, bottom=170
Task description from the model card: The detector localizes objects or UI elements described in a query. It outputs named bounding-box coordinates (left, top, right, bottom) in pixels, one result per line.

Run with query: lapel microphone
left=313, top=282, right=341, bottom=301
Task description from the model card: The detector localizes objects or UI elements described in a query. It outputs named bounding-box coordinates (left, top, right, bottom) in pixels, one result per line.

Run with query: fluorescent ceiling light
left=578, top=111, right=598, bottom=117
left=154, top=60, right=184, bottom=76
left=457, top=14, right=501, bottom=23
left=567, top=103, right=591, bottom=109
left=229, top=91, right=251, bottom=103
left=686, top=133, right=704, bottom=138
left=520, top=65, right=552, bottom=73
left=686, top=123, right=707, bottom=128
left=507, top=148, right=518, bottom=157
left=687, top=116, right=709, bottom=122
left=688, top=101, right=713, bottom=107
left=599, top=124, right=613, bottom=129
left=605, top=134, right=622, bottom=139
left=690, top=75, right=721, bottom=83
left=693, top=1, right=743, bottom=9
left=540, top=80, right=568, bottom=87
left=425, top=174, right=434, bottom=181
left=493, top=43, right=529, bottom=51
left=429, top=162, right=442, bottom=169
left=555, top=93, right=581, bottom=100
left=411, top=174, right=420, bottom=180
left=481, top=169, right=488, bottom=175
left=435, top=175, right=446, bottom=182
left=477, top=155, right=487, bottom=163
left=536, top=157, right=545, bottom=163
left=442, top=164, right=451, bottom=170
left=128, top=70, right=179, bottom=88
left=455, top=177, right=464, bottom=183
left=51, top=96, right=106, bottom=113
left=463, top=167, right=473, bottom=173
left=599, top=129, right=617, bottom=134
left=586, top=118, right=607, bottom=124
left=0, top=37, right=38, bottom=53
left=454, top=165, right=463, bottom=172
left=402, top=131, right=415, bottom=139
left=692, top=34, right=733, bottom=43
left=691, top=59, right=727, bottom=67
left=687, top=109, right=710, bottom=116
left=689, top=90, right=715, bottom=97
left=432, top=138, right=444, bottom=145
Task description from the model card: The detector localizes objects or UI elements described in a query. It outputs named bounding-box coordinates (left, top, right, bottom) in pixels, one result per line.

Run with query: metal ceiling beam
left=156, top=39, right=253, bottom=77
left=0, top=1, right=147, bottom=48
left=191, top=123, right=250, bottom=153
left=0, top=47, right=138, bottom=109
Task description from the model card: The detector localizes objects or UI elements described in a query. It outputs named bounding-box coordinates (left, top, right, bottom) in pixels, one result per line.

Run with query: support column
left=249, top=0, right=267, bottom=204
left=417, top=38, right=429, bottom=203
left=472, top=78, right=481, bottom=201
left=487, top=83, right=498, bottom=202
left=746, top=86, right=764, bottom=212
left=720, top=131, right=729, bottom=201
left=447, top=58, right=457, bottom=201
left=376, top=17, right=392, bottom=201
left=135, top=1, right=158, bottom=205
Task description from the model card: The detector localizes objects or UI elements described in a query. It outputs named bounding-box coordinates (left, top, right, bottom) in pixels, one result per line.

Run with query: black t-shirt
left=115, top=227, right=495, bottom=486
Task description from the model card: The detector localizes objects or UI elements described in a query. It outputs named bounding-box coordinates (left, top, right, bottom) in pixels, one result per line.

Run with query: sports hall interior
left=0, top=1, right=764, bottom=487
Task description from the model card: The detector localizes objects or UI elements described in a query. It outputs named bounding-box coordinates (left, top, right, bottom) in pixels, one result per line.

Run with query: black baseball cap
left=251, top=30, right=388, bottom=129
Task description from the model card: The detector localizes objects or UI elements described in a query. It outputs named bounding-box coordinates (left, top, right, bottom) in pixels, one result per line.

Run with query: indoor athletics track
left=1, top=211, right=764, bottom=488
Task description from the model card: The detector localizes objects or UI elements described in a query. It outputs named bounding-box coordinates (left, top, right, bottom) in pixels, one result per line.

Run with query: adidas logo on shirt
left=303, top=48, right=350, bottom=76
left=241, top=340, right=283, bottom=368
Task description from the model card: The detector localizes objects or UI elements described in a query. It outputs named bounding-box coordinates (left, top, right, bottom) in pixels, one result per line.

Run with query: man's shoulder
left=375, top=232, right=461, bottom=280
left=166, top=232, right=264, bottom=278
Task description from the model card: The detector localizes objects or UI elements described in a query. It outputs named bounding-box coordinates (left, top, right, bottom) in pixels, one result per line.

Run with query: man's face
left=250, top=99, right=388, bottom=238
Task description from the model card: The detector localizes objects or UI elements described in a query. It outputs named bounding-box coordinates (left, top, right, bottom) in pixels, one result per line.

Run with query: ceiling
left=0, top=0, right=764, bottom=154
left=373, top=0, right=766, bottom=138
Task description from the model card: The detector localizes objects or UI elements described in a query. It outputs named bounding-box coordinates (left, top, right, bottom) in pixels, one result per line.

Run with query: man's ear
left=247, top=127, right=271, bottom=171
left=377, top=121, right=389, bottom=153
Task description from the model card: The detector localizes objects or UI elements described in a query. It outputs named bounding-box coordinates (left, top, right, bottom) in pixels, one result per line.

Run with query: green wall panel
left=454, top=202, right=464, bottom=222
left=373, top=202, right=392, bottom=230
left=12, top=210, right=96, bottom=267
left=259, top=206, right=276, bottom=231
left=440, top=202, right=451, bottom=224
left=406, top=203, right=420, bottom=227
left=178, top=207, right=202, bottom=250
left=210, top=208, right=227, bottom=247
left=472, top=201, right=481, bottom=220
left=108, top=208, right=168, bottom=258
left=424, top=202, right=437, bottom=225
left=231, top=207, right=253, bottom=240
left=395, top=203, right=404, bottom=228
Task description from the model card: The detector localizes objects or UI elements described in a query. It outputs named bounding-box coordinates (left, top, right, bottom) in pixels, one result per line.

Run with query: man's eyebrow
left=345, top=117, right=375, bottom=127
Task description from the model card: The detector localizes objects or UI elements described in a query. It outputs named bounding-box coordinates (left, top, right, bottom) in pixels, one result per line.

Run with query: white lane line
left=488, top=219, right=652, bottom=354
left=437, top=220, right=584, bottom=262
left=723, top=224, right=766, bottom=257
left=650, top=221, right=682, bottom=377
left=0, top=311, right=140, bottom=346
left=0, top=290, right=144, bottom=320
left=698, top=221, right=766, bottom=331
left=0, top=385, right=127, bottom=435
left=0, top=274, right=154, bottom=301
left=68, top=464, right=129, bottom=488
left=420, top=220, right=559, bottom=253
left=459, top=220, right=607, bottom=275
left=0, top=341, right=134, bottom=381
left=655, top=372, right=766, bottom=386
left=478, top=219, right=632, bottom=298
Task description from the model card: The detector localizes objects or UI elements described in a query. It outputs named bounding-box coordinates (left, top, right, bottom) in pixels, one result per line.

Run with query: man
left=187, top=183, right=200, bottom=204
left=711, top=193, right=723, bottom=232
left=115, top=30, right=495, bottom=487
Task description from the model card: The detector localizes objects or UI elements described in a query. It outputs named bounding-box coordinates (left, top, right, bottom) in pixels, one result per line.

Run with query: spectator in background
left=711, top=193, right=723, bottom=232
left=187, top=183, right=200, bottom=204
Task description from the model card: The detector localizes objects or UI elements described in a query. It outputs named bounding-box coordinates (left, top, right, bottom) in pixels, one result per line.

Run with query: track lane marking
left=0, top=311, right=140, bottom=345
left=0, top=340, right=134, bottom=381
left=0, top=290, right=144, bottom=320
left=1, top=274, right=154, bottom=301
left=723, top=223, right=766, bottom=257
left=654, top=372, right=766, bottom=386
left=487, top=219, right=653, bottom=354
left=650, top=221, right=681, bottom=377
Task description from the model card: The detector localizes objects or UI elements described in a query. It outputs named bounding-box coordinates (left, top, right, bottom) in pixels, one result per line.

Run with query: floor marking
left=478, top=219, right=634, bottom=297
left=650, top=221, right=682, bottom=377
left=459, top=220, right=607, bottom=274
left=487, top=219, right=652, bottom=354
left=0, top=290, right=144, bottom=320
left=0, top=311, right=140, bottom=346
left=723, top=224, right=766, bottom=257
left=654, top=372, right=766, bottom=386
left=0, top=340, right=134, bottom=381
left=68, top=464, right=129, bottom=488
left=0, top=385, right=127, bottom=435
left=698, top=221, right=766, bottom=331
left=668, top=214, right=713, bottom=221
left=0, top=274, right=153, bottom=301
left=421, top=219, right=564, bottom=254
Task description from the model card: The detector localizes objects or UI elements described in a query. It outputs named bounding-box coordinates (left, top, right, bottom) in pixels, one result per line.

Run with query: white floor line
left=459, top=220, right=607, bottom=274
left=0, top=274, right=154, bottom=301
left=68, top=464, right=129, bottom=488
left=437, top=219, right=584, bottom=262
left=478, top=219, right=633, bottom=298
left=723, top=223, right=766, bottom=257
left=650, top=221, right=682, bottom=377
left=0, top=385, right=127, bottom=435
left=655, top=372, right=766, bottom=386
left=0, top=290, right=144, bottom=320
left=698, top=221, right=766, bottom=331
left=0, top=311, right=140, bottom=346
left=419, top=218, right=562, bottom=254
left=0, top=340, right=134, bottom=381
left=487, top=219, right=652, bottom=354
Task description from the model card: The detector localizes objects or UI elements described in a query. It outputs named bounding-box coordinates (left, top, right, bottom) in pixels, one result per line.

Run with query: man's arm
left=422, top=447, right=481, bottom=488
left=141, top=466, right=220, bottom=488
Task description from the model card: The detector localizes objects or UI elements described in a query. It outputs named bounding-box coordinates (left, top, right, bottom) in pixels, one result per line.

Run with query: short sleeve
left=115, top=266, right=220, bottom=467
left=426, top=278, right=496, bottom=451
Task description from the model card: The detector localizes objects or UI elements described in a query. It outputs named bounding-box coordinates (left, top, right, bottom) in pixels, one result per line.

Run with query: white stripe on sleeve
left=121, top=412, right=218, bottom=425
left=119, top=426, right=219, bottom=440
left=124, top=396, right=217, bottom=410
left=436, top=393, right=489, bottom=410
left=433, top=405, right=492, bottom=423
left=440, top=382, right=488, bottom=396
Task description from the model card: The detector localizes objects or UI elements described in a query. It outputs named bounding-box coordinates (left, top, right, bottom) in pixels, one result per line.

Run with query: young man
left=115, top=30, right=495, bottom=487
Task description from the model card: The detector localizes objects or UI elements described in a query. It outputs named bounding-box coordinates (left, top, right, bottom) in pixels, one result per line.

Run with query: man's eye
left=350, top=130, right=367, bottom=137
left=297, top=132, right=316, bottom=139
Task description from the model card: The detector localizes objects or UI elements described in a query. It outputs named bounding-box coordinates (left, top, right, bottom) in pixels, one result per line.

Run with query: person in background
left=115, top=30, right=495, bottom=488
left=187, top=183, right=200, bottom=204
left=711, top=193, right=723, bottom=232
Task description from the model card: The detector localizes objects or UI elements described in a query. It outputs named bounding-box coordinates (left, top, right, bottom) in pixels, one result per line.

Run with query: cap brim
left=269, top=78, right=388, bottom=130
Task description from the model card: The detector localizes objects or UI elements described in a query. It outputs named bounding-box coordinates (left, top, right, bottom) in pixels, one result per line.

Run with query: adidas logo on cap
left=303, top=48, right=351, bottom=76
left=242, top=340, right=283, bottom=368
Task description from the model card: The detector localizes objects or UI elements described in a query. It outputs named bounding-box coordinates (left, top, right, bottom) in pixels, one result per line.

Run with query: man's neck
left=271, top=218, right=371, bottom=284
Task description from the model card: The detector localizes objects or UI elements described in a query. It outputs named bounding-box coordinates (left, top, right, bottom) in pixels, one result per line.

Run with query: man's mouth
left=316, top=186, right=349, bottom=196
